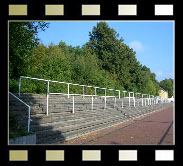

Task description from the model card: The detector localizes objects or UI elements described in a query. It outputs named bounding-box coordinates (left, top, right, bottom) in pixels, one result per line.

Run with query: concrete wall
left=9, top=134, right=36, bottom=145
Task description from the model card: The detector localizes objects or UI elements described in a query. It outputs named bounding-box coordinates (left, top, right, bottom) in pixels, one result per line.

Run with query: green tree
left=86, top=21, right=157, bottom=94
left=9, top=21, right=162, bottom=97
left=25, top=44, right=72, bottom=93
left=137, top=65, right=160, bottom=95
left=9, top=22, right=49, bottom=79
left=86, top=22, right=124, bottom=73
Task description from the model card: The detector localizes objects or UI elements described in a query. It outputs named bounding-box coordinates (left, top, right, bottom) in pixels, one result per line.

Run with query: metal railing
left=135, top=93, right=141, bottom=106
left=142, top=94, right=149, bottom=106
left=49, top=93, right=97, bottom=113
left=9, top=92, right=32, bottom=132
left=19, top=76, right=121, bottom=99
left=128, top=92, right=135, bottom=107
left=18, top=76, right=160, bottom=116
left=19, top=76, right=123, bottom=115
left=100, top=95, right=117, bottom=109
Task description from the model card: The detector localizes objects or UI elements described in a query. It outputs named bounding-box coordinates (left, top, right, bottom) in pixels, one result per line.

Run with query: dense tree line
left=9, top=21, right=172, bottom=97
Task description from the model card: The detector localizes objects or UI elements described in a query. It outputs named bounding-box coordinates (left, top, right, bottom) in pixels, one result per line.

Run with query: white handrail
left=19, top=76, right=160, bottom=114
left=49, top=93, right=98, bottom=97
left=9, top=92, right=31, bottom=132
left=72, top=96, right=74, bottom=113
left=19, top=76, right=159, bottom=100
left=128, top=92, right=135, bottom=107
left=100, top=95, right=116, bottom=98
left=19, top=76, right=121, bottom=97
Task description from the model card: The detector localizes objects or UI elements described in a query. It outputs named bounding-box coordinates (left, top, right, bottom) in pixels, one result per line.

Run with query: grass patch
left=9, top=114, right=30, bottom=139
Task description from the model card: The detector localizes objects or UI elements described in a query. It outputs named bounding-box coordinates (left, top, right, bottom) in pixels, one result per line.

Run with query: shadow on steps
left=9, top=94, right=66, bottom=144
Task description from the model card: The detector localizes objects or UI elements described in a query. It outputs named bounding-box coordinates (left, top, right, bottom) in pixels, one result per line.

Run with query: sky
left=38, top=21, right=174, bottom=82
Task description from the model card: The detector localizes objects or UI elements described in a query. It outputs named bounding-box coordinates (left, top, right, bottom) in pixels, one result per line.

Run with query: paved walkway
left=62, top=106, right=174, bottom=145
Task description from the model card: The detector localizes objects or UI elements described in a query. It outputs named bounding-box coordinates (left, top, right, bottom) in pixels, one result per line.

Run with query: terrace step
left=9, top=93, right=173, bottom=144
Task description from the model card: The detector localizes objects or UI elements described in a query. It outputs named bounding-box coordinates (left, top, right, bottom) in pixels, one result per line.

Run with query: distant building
left=159, top=87, right=168, bottom=99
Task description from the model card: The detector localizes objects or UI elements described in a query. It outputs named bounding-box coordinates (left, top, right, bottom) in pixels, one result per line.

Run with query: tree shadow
left=9, top=93, right=173, bottom=145
left=9, top=93, right=66, bottom=145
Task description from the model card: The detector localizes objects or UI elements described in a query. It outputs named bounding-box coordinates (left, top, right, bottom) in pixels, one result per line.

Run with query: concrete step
left=30, top=110, right=125, bottom=130
left=36, top=115, right=127, bottom=144
left=35, top=114, right=126, bottom=138
left=9, top=93, right=173, bottom=144
left=12, top=107, right=123, bottom=126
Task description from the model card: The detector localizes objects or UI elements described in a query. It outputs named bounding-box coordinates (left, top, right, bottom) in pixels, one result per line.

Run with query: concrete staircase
left=9, top=94, right=172, bottom=144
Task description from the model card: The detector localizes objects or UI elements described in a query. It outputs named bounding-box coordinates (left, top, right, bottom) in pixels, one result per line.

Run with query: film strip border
left=3, top=1, right=178, bottom=166
left=7, top=3, right=175, bottom=17
left=8, top=149, right=175, bottom=161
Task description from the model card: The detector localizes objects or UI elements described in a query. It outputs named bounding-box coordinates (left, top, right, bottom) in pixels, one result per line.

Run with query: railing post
left=133, top=93, right=135, bottom=107
left=123, top=91, right=126, bottom=97
left=142, top=95, right=143, bottom=106
left=83, top=86, right=85, bottom=98
left=150, top=95, right=152, bottom=105
left=150, top=95, right=151, bottom=105
left=72, top=95, right=74, bottom=113
left=149, top=97, right=151, bottom=105
left=122, top=91, right=127, bottom=108
left=9, top=92, right=31, bottom=132
left=94, top=87, right=96, bottom=98
left=105, top=89, right=106, bottom=97
left=68, top=83, right=70, bottom=98
left=147, top=95, right=149, bottom=105
left=46, top=94, right=49, bottom=116
left=92, top=95, right=93, bottom=110
left=27, top=106, right=31, bottom=132
left=19, top=77, right=21, bottom=96
left=104, top=96, right=106, bottom=110
left=129, top=92, right=130, bottom=107
left=47, top=81, right=49, bottom=116
left=152, top=96, right=154, bottom=105
left=114, top=97, right=116, bottom=107
left=122, top=98, right=123, bottom=108
left=118, top=91, right=120, bottom=99
left=135, top=93, right=140, bottom=107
